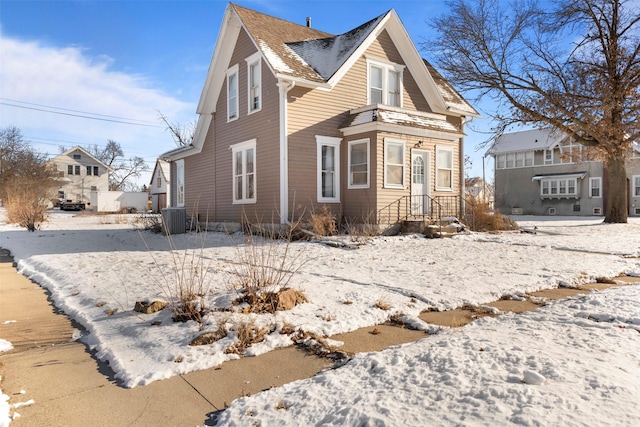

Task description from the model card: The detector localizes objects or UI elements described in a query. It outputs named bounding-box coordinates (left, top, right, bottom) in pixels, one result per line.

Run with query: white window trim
left=176, top=159, right=185, bottom=207
left=231, top=139, right=257, bottom=204
left=348, top=138, right=370, bottom=189
left=366, top=57, right=404, bottom=107
left=316, top=136, right=342, bottom=203
left=589, top=177, right=602, bottom=198
left=539, top=177, right=578, bottom=198
left=245, top=52, right=262, bottom=115
left=633, top=175, right=640, bottom=197
left=544, top=149, right=553, bottom=164
left=226, top=64, right=239, bottom=122
left=436, top=146, right=454, bottom=191
left=384, top=138, right=406, bottom=189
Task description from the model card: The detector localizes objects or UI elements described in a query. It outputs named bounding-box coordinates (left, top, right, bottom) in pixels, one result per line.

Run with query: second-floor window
left=367, top=59, right=403, bottom=107
left=246, top=53, right=261, bottom=113
left=86, top=166, right=99, bottom=176
left=157, top=177, right=162, bottom=188
left=227, top=64, right=239, bottom=121
left=68, top=165, right=73, bottom=175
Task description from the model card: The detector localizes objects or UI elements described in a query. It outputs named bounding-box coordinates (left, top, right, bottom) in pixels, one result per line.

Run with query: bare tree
left=1, top=126, right=58, bottom=230
left=158, top=112, right=195, bottom=147
left=92, top=140, right=149, bottom=191
left=429, top=0, right=640, bottom=223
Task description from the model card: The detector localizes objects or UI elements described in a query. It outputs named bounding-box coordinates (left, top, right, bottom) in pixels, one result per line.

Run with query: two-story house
left=162, top=3, right=478, bottom=229
left=488, top=128, right=640, bottom=216
left=49, top=146, right=112, bottom=207
left=150, top=159, right=171, bottom=213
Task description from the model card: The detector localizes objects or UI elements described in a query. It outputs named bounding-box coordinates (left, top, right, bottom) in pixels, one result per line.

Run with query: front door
left=411, top=150, right=430, bottom=215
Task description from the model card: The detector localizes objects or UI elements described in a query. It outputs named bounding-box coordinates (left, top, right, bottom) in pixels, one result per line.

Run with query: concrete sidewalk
left=0, top=255, right=331, bottom=426
left=0, top=251, right=426, bottom=426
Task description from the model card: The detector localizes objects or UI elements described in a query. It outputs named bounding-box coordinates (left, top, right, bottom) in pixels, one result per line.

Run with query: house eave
left=340, top=121, right=463, bottom=140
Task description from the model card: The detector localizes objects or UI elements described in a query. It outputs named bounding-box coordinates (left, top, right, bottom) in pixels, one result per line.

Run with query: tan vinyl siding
left=184, top=28, right=281, bottom=222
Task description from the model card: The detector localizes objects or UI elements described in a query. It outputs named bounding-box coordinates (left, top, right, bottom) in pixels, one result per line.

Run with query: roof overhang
left=532, top=172, right=587, bottom=181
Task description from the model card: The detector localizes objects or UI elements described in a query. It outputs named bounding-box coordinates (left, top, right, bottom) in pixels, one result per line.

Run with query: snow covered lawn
left=1, top=211, right=639, bottom=425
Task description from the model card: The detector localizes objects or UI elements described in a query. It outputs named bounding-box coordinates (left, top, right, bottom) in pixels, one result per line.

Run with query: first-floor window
left=68, top=165, right=73, bottom=175
left=436, top=146, right=454, bottom=190
left=540, top=177, right=578, bottom=197
left=589, top=177, right=602, bottom=198
left=316, top=136, right=341, bottom=202
left=176, top=159, right=185, bottom=207
left=384, top=138, right=405, bottom=189
left=232, top=139, right=256, bottom=204
left=348, top=139, right=369, bottom=188
left=634, top=175, right=640, bottom=196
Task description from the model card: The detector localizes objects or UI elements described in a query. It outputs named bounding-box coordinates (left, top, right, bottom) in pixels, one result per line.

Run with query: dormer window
left=367, top=58, right=403, bottom=107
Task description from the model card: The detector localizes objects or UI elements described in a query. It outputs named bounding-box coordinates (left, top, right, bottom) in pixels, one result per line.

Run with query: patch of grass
left=291, top=329, right=351, bottom=361
left=465, top=197, right=519, bottom=232
left=224, top=319, right=273, bottom=355
left=190, top=321, right=228, bottom=346
left=596, top=276, right=616, bottom=284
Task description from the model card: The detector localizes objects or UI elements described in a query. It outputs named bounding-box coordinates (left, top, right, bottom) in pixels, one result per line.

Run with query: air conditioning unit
left=161, top=207, right=186, bottom=234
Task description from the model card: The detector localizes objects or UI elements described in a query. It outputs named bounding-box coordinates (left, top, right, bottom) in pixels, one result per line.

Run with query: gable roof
left=165, top=3, right=478, bottom=161
left=53, top=146, right=114, bottom=171
left=487, top=128, right=567, bottom=155
left=150, top=159, right=170, bottom=186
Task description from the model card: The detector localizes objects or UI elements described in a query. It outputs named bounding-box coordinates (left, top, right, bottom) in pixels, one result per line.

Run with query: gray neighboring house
left=487, top=128, right=640, bottom=216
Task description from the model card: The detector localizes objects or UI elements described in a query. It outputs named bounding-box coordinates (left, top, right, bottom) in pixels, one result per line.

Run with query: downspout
left=277, top=79, right=295, bottom=224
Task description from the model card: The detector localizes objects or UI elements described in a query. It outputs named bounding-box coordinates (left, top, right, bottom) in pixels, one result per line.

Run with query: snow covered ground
left=1, top=210, right=639, bottom=425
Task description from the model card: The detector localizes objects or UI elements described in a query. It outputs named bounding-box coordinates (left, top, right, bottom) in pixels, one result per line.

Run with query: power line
left=0, top=98, right=163, bottom=128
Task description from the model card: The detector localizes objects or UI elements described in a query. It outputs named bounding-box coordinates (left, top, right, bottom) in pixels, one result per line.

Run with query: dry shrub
left=234, top=287, right=309, bottom=314
left=467, top=198, right=518, bottom=232
left=228, top=212, right=308, bottom=311
left=224, top=319, right=273, bottom=354
left=4, top=175, right=55, bottom=231
left=140, top=206, right=214, bottom=329
left=596, top=276, right=616, bottom=284
left=310, top=205, right=337, bottom=236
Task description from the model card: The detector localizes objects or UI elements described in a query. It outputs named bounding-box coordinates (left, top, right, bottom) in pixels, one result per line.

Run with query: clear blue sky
left=0, top=0, right=495, bottom=186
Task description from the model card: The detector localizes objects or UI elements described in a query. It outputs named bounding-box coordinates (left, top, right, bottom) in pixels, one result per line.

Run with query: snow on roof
left=423, top=60, right=478, bottom=116
left=287, top=13, right=386, bottom=81
left=488, top=128, right=566, bottom=155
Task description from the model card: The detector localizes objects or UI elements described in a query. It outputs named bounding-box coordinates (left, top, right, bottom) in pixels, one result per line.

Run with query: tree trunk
left=604, top=153, right=627, bottom=223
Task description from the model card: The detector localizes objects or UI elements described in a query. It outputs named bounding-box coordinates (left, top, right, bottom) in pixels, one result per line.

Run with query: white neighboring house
left=49, top=146, right=112, bottom=208
left=150, top=159, right=170, bottom=213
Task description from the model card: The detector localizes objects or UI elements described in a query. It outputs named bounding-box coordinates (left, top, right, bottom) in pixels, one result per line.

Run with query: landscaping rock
left=134, top=300, right=168, bottom=314
left=277, top=288, right=299, bottom=311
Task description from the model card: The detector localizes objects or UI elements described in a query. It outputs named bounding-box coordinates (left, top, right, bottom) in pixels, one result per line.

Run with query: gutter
left=277, top=79, right=296, bottom=224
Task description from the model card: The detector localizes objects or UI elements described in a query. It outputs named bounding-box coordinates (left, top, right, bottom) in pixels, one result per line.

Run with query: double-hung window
left=245, top=53, right=261, bottom=114
left=227, top=64, right=239, bottom=121
left=634, top=175, right=640, bottom=196
left=367, top=58, right=403, bottom=107
left=540, top=177, right=578, bottom=198
left=316, top=136, right=341, bottom=202
left=67, top=165, right=73, bottom=175
left=384, top=138, right=405, bottom=189
left=231, top=140, right=256, bottom=204
left=589, top=177, right=602, bottom=198
left=348, top=139, right=369, bottom=189
left=436, top=146, right=454, bottom=191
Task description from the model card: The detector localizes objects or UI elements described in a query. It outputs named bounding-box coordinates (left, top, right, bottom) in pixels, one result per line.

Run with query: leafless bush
left=140, top=207, right=214, bottom=329
left=4, top=175, right=56, bottom=231
left=466, top=197, right=518, bottom=232
left=227, top=211, right=308, bottom=311
left=310, top=205, right=338, bottom=236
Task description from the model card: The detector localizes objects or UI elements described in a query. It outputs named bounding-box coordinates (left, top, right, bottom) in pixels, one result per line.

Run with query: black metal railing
left=377, top=194, right=477, bottom=231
